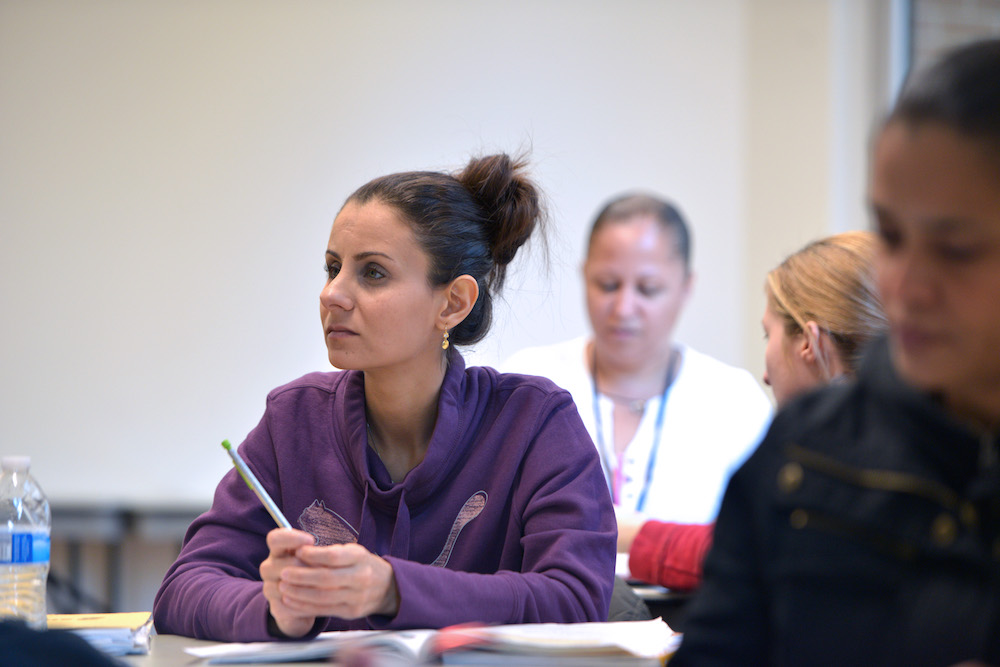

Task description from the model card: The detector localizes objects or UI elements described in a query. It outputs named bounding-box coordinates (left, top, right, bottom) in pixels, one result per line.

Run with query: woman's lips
left=606, top=327, right=640, bottom=340
left=894, top=324, right=944, bottom=352
left=325, top=325, right=358, bottom=339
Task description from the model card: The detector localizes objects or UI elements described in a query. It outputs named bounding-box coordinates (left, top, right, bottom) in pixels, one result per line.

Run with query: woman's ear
left=438, top=275, right=479, bottom=330
left=802, top=320, right=846, bottom=380
left=801, top=321, right=823, bottom=365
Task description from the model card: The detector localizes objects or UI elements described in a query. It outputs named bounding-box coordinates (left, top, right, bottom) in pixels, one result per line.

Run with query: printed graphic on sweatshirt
left=431, top=491, right=488, bottom=567
left=296, top=492, right=488, bottom=563
left=298, top=500, right=359, bottom=546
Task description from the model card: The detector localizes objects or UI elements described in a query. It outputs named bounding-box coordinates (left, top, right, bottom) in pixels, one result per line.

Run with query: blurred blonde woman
left=762, top=230, right=888, bottom=405
left=627, top=230, right=888, bottom=591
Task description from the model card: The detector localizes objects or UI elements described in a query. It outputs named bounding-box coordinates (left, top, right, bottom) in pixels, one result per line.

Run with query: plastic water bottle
left=0, top=456, right=51, bottom=629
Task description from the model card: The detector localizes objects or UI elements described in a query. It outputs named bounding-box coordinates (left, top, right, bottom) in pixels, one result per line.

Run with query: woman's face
left=761, top=301, right=821, bottom=408
left=871, top=121, right=1000, bottom=421
left=320, top=199, right=446, bottom=371
left=584, top=216, right=691, bottom=369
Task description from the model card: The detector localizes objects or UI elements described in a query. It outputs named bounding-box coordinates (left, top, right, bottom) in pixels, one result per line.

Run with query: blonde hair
left=765, top=231, right=888, bottom=378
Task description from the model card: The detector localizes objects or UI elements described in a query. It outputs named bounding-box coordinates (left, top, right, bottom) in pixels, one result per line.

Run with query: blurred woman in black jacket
left=673, top=38, right=1000, bottom=667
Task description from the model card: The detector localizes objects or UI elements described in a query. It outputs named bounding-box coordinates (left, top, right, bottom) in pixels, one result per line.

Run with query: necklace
left=599, top=390, right=650, bottom=415
left=590, top=346, right=680, bottom=513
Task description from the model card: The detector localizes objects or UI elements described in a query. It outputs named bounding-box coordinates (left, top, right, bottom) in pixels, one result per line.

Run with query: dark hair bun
left=456, top=153, right=544, bottom=290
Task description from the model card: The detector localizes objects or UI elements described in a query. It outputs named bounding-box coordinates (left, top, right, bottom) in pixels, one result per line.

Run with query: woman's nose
left=320, top=275, right=353, bottom=311
left=611, top=287, right=637, bottom=317
left=880, top=250, right=937, bottom=313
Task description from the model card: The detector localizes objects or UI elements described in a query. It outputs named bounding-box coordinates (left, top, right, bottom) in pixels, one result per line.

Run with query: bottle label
left=0, top=532, right=50, bottom=564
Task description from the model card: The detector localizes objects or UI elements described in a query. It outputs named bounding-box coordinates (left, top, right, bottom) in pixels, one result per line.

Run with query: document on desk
left=47, top=611, right=154, bottom=656
left=183, top=618, right=678, bottom=665
left=185, top=628, right=438, bottom=664
left=437, top=617, right=679, bottom=665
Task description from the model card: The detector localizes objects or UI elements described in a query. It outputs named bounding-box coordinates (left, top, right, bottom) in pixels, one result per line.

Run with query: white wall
left=739, top=0, right=898, bottom=383
left=0, top=1, right=885, bottom=508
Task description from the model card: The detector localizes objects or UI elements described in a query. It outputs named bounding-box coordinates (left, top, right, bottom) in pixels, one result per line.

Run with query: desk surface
left=122, top=634, right=322, bottom=667
left=92, top=606, right=686, bottom=665
left=122, top=630, right=676, bottom=667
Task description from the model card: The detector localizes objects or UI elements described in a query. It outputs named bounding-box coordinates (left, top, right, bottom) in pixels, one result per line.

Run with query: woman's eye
left=937, top=244, right=979, bottom=262
left=877, top=228, right=901, bottom=251
left=638, top=284, right=664, bottom=297
left=597, top=281, right=619, bottom=292
left=363, top=264, right=386, bottom=281
left=325, top=263, right=340, bottom=280
left=874, top=217, right=902, bottom=250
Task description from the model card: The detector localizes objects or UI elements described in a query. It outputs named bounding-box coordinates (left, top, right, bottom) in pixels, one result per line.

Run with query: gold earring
left=441, top=331, right=450, bottom=350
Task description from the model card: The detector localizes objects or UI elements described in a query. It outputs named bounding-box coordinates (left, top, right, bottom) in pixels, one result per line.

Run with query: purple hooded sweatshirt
left=153, top=349, right=617, bottom=641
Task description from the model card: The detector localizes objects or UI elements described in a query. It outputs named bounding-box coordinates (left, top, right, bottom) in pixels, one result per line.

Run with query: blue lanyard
left=591, top=346, right=679, bottom=514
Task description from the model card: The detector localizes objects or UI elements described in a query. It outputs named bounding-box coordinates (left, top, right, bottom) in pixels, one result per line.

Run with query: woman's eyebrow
left=870, top=205, right=978, bottom=234
left=324, top=249, right=395, bottom=262
left=923, top=216, right=981, bottom=236
left=354, top=251, right=394, bottom=262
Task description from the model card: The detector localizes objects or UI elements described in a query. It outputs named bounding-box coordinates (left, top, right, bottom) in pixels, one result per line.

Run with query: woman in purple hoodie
left=153, top=153, right=617, bottom=641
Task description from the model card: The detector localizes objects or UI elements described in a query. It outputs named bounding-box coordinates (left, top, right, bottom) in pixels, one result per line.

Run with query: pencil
left=221, top=439, right=293, bottom=529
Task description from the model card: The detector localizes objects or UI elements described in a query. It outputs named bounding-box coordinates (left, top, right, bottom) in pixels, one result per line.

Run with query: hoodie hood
left=332, top=347, right=494, bottom=557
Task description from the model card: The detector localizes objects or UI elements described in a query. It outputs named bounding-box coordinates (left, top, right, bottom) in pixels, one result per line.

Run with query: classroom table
left=123, top=633, right=373, bottom=666
left=121, top=629, right=678, bottom=666
left=71, top=595, right=685, bottom=666
left=122, top=634, right=225, bottom=666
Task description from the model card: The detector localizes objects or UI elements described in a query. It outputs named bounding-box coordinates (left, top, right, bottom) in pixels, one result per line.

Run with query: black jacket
left=672, top=337, right=1000, bottom=666
left=0, top=621, right=119, bottom=666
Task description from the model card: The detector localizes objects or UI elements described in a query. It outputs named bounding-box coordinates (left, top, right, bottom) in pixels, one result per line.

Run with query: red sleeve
left=627, top=521, right=714, bottom=591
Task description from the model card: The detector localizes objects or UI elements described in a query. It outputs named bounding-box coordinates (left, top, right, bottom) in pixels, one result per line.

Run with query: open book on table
left=183, top=617, right=679, bottom=665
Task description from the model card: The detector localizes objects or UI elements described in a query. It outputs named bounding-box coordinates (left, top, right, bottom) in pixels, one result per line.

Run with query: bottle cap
left=1, top=456, right=31, bottom=472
